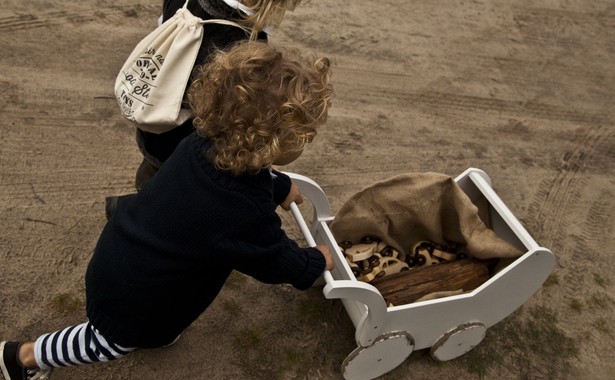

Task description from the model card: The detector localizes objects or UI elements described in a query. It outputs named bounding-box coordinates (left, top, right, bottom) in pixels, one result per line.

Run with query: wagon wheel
left=341, top=331, right=414, bottom=380
left=430, top=322, right=486, bottom=361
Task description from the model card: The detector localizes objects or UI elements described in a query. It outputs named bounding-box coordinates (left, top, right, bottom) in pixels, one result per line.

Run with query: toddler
left=1, top=41, right=334, bottom=380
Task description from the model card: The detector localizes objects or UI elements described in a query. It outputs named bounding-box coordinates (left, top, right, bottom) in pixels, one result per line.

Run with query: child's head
left=239, top=0, right=304, bottom=39
left=189, top=41, right=333, bottom=176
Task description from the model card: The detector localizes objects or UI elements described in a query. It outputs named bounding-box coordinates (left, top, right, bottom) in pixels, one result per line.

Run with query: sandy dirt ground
left=1, top=0, right=614, bottom=379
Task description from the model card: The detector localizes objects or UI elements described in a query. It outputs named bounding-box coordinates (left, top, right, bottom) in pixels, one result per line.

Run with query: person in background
left=134, top=0, right=305, bottom=189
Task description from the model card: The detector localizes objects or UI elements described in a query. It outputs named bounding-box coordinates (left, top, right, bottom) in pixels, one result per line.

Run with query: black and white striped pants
left=34, top=322, right=136, bottom=370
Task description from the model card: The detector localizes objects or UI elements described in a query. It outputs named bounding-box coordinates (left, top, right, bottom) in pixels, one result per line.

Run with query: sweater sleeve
left=215, top=212, right=326, bottom=290
left=271, top=170, right=292, bottom=205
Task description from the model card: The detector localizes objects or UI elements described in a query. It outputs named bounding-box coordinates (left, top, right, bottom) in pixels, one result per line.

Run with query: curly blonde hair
left=188, top=41, right=333, bottom=175
left=239, top=0, right=304, bottom=40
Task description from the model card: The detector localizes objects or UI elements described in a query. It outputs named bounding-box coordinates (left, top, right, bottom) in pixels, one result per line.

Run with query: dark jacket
left=86, top=132, right=326, bottom=348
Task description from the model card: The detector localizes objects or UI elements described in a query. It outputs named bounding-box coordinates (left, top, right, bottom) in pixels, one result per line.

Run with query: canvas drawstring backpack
left=115, top=0, right=250, bottom=133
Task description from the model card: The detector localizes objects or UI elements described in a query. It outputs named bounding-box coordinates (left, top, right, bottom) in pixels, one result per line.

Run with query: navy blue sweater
left=86, top=132, right=326, bottom=348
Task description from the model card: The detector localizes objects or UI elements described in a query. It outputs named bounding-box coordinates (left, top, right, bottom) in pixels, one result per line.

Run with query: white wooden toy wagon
left=287, top=168, right=555, bottom=380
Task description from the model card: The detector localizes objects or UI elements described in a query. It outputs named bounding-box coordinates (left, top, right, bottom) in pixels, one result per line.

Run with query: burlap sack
left=329, top=172, right=522, bottom=261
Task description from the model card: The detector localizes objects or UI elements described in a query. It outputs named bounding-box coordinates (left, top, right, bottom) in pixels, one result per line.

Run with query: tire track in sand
left=527, top=124, right=613, bottom=313
left=0, top=5, right=158, bottom=32
left=528, top=124, right=611, bottom=244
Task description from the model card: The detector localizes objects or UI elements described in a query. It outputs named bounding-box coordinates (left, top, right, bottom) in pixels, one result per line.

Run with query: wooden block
left=371, top=258, right=495, bottom=305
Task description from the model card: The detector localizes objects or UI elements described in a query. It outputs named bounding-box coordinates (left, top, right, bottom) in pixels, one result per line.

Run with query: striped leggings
left=34, top=322, right=136, bottom=370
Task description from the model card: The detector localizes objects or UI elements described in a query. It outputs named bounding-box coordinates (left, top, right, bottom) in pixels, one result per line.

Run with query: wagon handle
left=290, top=201, right=335, bottom=284
left=287, top=176, right=388, bottom=346
left=285, top=172, right=334, bottom=223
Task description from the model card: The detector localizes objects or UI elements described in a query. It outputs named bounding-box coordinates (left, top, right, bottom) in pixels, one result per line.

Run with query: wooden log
left=371, top=258, right=495, bottom=306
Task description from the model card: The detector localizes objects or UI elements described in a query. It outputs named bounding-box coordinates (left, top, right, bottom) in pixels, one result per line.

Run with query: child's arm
left=279, top=182, right=303, bottom=211
left=315, top=244, right=334, bottom=271
left=270, top=170, right=304, bottom=210
left=271, top=169, right=292, bottom=206
left=215, top=213, right=332, bottom=289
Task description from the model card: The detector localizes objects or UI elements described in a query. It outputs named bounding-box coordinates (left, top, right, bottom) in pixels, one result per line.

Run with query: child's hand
left=316, top=245, right=335, bottom=270
left=280, top=183, right=304, bottom=211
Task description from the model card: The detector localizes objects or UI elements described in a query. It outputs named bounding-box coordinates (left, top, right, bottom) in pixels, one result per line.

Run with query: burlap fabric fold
left=329, top=172, right=522, bottom=261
